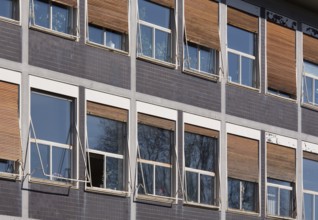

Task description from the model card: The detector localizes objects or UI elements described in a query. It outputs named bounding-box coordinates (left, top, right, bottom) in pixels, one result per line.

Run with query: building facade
left=0, top=0, right=318, bottom=219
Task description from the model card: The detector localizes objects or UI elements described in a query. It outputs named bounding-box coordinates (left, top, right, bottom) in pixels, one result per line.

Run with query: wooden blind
left=303, top=34, right=318, bottom=64
left=150, top=0, right=174, bottom=8
left=52, top=0, right=77, bottom=7
left=184, top=124, right=219, bottom=138
left=303, top=151, right=318, bottom=162
left=0, top=81, right=21, bottom=162
left=138, top=113, right=175, bottom=131
left=87, top=101, right=128, bottom=122
left=185, top=0, right=220, bottom=50
left=227, top=134, right=259, bottom=182
left=267, top=143, right=296, bottom=182
left=228, top=7, right=258, bottom=33
left=267, top=21, right=296, bottom=98
left=88, top=0, right=128, bottom=34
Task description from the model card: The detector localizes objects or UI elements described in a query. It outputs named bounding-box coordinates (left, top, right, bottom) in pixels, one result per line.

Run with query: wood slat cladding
left=267, top=21, right=296, bottom=98
left=303, top=151, right=318, bottom=162
left=88, top=0, right=128, bottom=34
left=0, top=81, right=21, bottom=162
left=184, top=124, right=219, bottom=138
left=227, top=7, right=258, bottom=33
left=185, top=0, right=219, bottom=50
left=227, top=134, right=259, bottom=182
left=303, top=34, right=318, bottom=64
left=87, top=101, right=128, bottom=122
left=150, top=0, right=174, bottom=8
left=52, top=0, right=77, bottom=7
left=267, top=143, right=296, bottom=182
left=138, top=113, right=175, bottom=131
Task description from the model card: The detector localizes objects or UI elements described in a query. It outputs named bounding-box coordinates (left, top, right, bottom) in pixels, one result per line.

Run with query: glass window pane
left=89, top=153, right=104, bottom=188
left=155, top=30, right=171, bottom=62
left=200, top=175, right=214, bottom=205
left=303, top=159, right=318, bottom=192
left=280, top=188, right=292, bottom=217
left=267, top=186, right=278, bottom=216
left=304, top=193, right=313, bottom=220
left=242, top=57, right=255, bottom=87
left=228, top=25, right=255, bottom=55
left=155, top=166, right=171, bottom=197
left=315, top=79, right=318, bottom=104
left=0, top=159, right=14, bottom=173
left=267, top=178, right=292, bottom=187
left=138, top=124, right=172, bottom=164
left=52, top=147, right=71, bottom=181
left=34, top=0, right=50, bottom=28
left=138, top=163, right=153, bottom=195
left=87, top=115, right=125, bottom=154
left=106, top=157, right=123, bottom=191
left=184, top=132, right=216, bottom=172
left=200, top=47, right=214, bottom=74
left=0, top=0, right=13, bottom=18
left=242, top=181, right=256, bottom=212
left=31, top=143, right=50, bottom=180
left=228, top=52, right=240, bottom=83
left=315, top=196, right=318, bottom=220
left=139, top=24, right=153, bottom=57
left=228, top=178, right=240, bottom=209
left=106, top=31, right=123, bottom=50
left=88, top=25, right=104, bottom=45
left=185, top=171, right=198, bottom=203
left=138, top=0, right=171, bottom=28
left=303, top=76, right=313, bottom=104
left=185, top=43, right=198, bottom=70
left=304, top=62, right=318, bottom=78
left=52, top=4, right=70, bottom=34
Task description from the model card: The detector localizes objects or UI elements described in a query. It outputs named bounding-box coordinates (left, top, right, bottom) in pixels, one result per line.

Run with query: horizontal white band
left=137, top=101, right=177, bottom=121
left=226, top=123, right=260, bottom=140
left=183, top=112, right=220, bottom=131
left=0, top=67, right=21, bottom=84
left=266, top=133, right=297, bottom=149
left=302, top=141, right=318, bottom=154
left=86, top=89, right=130, bottom=110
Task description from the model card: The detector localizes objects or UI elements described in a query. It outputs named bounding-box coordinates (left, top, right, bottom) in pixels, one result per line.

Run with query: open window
left=0, top=0, right=19, bottom=21
left=183, top=0, right=219, bottom=78
left=87, top=0, right=128, bottom=51
left=227, top=7, right=259, bottom=88
left=30, top=0, right=78, bottom=36
left=137, top=0, right=175, bottom=64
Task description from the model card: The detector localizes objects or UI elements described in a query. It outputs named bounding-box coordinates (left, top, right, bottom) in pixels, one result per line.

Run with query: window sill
left=29, top=177, right=77, bottom=189
left=266, top=92, right=297, bottom=103
left=135, top=194, right=176, bottom=205
left=183, top=201, right=219, bottom=210
left=29, top=25, right=78, bottom=41
left=267, top=214, right=295, bottom=220
left=227, top=81, right=260, bottom=93
left=137, top=54, right=176, bottom=69
left=0, top=16, right=20, bottom=26
left=86, top=41, right=129, bottom=56
left=85, top=186, right=129, bottom=197
left=0, top=172, right=20, bottom=181
left=227, top=208, right=260, bottom=217
left=301, top=102, right=318, bottom=112
left=183, top=68, right=219, bottom=82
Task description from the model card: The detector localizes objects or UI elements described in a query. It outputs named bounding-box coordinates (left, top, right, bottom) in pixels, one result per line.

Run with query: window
left=184, top=124, right=218, bottom=206
left=267, top=178, right=294, bottom=218
left=228, top=25, right=257, bottom=88
left=86, top=101, right=128, bottom=191
left=228, top=178, right=257, bottom=212
left=137, top=113, right=175, bottom=198
left=137, top=0, right=172, bottom=63
left=184, top=42, right=217, bottom=75
left=0, top=0, right=19, bottom=20
left=303, top=154, right=318, bottom=220
left=30, top=91, right=73, bottom=182
left=303, top=61, right=318, bottom=106
left=30, top=0, right=76, bottom=35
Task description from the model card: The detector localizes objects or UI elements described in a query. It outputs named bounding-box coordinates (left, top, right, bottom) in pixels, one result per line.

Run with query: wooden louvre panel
left=87, top=101, right=128, bottom=123
left=227, top=134, right=259, bottom=182
left=267, top=21, right=296, bottom=98
left=88, top=0, right=128, bottom=34
left=51, top=0, right=77, bottom=7
left=150, top=0, right=174, bottom=8
left=267, top=143, right=296, bottom=182
left=184, top=124, right=219, bottom=138
left=138, top=113, right=175, bottom=131
left=303, top=34, right=318, bottom=64
left=227, top=7, right=258, bottom=33
left=185, top=0, right=220, bottom=50
left=0, top=81, right=21, bottom=162
left=303, top=151, right=318, bottom=162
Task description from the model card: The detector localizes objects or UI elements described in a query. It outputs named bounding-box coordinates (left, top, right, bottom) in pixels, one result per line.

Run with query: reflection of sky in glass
left=155, top=30, right=171, bottom=62
left=0, top=160, right=14, bottom=173
left=228, top=25, right=255, bottom=55
left=280, top=189, right=292, bottom=217
left=304, top=193, right=313, bottom=220
left=242, top=57, right=254, bottom=87
left=34, top=0, right=50, bottom=28
left=106, top=31, right=122, bottom=50
left=0, top=0, right=13, bottom=18
left=138, top=0, right=170, bottom=28
left=52, top=4, right=69, bottom=34
left=200, top=47, right=214, bottom=73
left=185, top=44, right=198, bottom=70
left=267, top=186, right=278, bottom=216
left=304, top=76, right=313, bottom=104
left=31, top=143, right=50, bottom=179
left=304, top=62, right=318, bottom=77
left=228, top=52, right=239, bottom=83
left=89, top=25, right=104, bottom=45
left=139, top=25, right=152, bottom=57
left=303, top=159, right=318, bottom=191
left=52, top=147, right=71, bottom=180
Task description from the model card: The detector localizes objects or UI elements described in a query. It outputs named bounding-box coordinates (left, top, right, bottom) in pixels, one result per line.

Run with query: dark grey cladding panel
left=302, top=107, right=318, bottom=136
left=0, top=21, right=21, bottom=62
left=226, top=85, right=298, bottom=131
left=136, top=60, right=221, bottom=112
left=29, top=30, right=130, bottom=89
left=0, top=179, right=21, bottom=217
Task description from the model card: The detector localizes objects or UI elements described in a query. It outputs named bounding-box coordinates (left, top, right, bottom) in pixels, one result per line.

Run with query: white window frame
left=303, top=190, right=318, bottom=220
left=302, top=61, right=318, bottom=106
left=0, top=0, right=21, bottom=24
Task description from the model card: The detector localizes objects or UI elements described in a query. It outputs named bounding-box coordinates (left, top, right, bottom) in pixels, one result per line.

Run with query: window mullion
left=278, top=188, right=281, bottom=216
left=198, top=173, right=200, bottom=203
left=153, top=164, right=156, bottom=195
left=104, top=29, right=107, bottom=46
left=152, top=28, right=155, bottom=58
left=239, top=55, right=242, bottom=84
left=104, top=156, right=107, bottom=189
left=240, top=181, right=242, bottom=210
left=313, top=195, right=316, bottom=220
left=50, top=3, right=53, bottom=30
left=197, top=47, right=200, bottom=71
left=50, top=145, right=53, bottom=180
